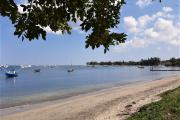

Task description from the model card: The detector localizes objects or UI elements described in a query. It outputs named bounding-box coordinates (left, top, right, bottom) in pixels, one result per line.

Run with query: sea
left=0, top=65, right=179, bottom=108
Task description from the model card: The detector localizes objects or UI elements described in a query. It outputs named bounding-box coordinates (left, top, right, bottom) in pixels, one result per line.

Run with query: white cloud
left=124, top=16, right=137, bottom=28
left=138, top=15, right=152, bottom=28
left=18, top=5, right=25, bottom=13
left=162, top=7, right=173, bottom=12
left=44, top=20, right=85, bottom=35
left=144, top=28, right=159, bottom=39
left=131, top=39, right=146, bottom=48
left=124, top=16, right=139, bottom=33
left=136, top=0, right=152, bottom=8
left=68, top=21, right=86, bottom=34
left=17, top=0, right=28, bottom=13
left=43, top=27, right=62, bottom=35
left=122, top=6, right=180, bottom=49
left=43, top=22, right=85, bottom=35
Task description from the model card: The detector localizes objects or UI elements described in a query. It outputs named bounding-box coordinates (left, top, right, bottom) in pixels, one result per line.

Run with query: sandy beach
left=1, top=75, right=180, bottom=120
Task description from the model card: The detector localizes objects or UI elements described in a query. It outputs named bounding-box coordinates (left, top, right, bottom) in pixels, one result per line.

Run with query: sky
left=0, top=0, right=180, bottom=65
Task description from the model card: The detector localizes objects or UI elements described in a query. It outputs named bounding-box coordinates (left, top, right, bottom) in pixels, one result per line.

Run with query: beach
left=1, top=75, right=180, bottom=120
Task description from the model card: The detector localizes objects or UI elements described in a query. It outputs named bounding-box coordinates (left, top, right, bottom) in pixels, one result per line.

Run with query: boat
left=21, top=65, right=32, bottom=69
left=5, top=70, right=18, bottom=77
left=34, top=69, right=40, bottom=72
left=91, top=65, right=96, bottom=68
left=103, top=65, right=109, bottom=67
left=138, top=66, right=145, bottom=68
left=67, top=64, right=74, bottom=72
left=50, top=66, right=55, bottom=68
left=67, top=68, right=74, bottom=72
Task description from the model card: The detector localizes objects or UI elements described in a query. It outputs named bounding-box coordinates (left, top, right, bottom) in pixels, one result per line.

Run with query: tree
left=0, top=0, right=161, bottom=52
left=149, top=57, right=161, bottom=66
left=169, top=58, right=176, bottom=66
left=140, top=57, right=161, bottom=66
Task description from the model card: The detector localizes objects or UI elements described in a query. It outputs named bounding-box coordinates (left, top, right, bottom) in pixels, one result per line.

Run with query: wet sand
left=1, top=75, right=180, bottom=120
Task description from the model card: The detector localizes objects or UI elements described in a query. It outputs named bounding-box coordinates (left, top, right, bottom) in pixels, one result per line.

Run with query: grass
left=127, top=86, right=180, bottom=120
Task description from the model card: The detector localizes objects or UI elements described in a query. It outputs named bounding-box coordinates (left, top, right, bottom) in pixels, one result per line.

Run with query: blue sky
left=0, top=0, right=180, bottom=65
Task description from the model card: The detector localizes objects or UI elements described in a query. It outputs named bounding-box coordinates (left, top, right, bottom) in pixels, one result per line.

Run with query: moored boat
left=34, top=69, right=41, bottom=72
left=5, top=70, right=18, bottom=77
left=67, top=64, right=74, bottom=72
left=138, top=66, right=145, bottom=68
left=67, top=68, right=74, bottom=72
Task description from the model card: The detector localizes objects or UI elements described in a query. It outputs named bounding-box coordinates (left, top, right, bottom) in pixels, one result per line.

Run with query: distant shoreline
left=1, top=75, right=180, bottom=120
left=87, top=57, right=180, bottom=67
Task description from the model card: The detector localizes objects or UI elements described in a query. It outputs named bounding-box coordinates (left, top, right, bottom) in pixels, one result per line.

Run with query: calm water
left=0, top=66, right=179, bottom=108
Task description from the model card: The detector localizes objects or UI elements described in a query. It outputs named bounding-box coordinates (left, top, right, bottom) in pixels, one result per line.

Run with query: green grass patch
left=127, top=86, right=180, bottom=120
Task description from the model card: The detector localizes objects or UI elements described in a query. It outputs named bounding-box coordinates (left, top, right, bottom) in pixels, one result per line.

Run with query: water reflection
left=5, top=77, right=16, bottom=85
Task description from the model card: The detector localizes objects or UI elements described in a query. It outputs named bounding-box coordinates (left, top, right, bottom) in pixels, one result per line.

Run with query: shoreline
left=1, top=75, right=180, bottom=120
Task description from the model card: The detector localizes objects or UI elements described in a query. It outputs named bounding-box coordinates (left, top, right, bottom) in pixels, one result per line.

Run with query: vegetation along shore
left=87, top=57, right=180, bottom=66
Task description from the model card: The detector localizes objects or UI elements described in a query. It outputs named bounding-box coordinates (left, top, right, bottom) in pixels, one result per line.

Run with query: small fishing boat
left=103, top=65, right=108, bottom=67
left=34, top=69, right=40, bottom=72
left=91, top=65, right=96, bottom=68
left=5, top=70, right=18, bottom=77
left=138, top=66, right=145, bottom=68
left=50, top=66, right=54, bottom=68
left=67, top=64, right=74, bottom=72
left=67, top=68, right=74, bottom=72
left=21, top=65, right=32, bottom=69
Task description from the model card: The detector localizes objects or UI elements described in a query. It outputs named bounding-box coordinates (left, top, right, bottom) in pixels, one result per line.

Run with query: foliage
left=0, top=0, right=127, bottom=53
left=87, top=57, right=161, bottom=66
left=165, top=58, right=180, bottom=66
left=140, top=57, right=160, bottom=66
left=0, top=0, right=162, bottom=52
left=128, top=86, right=180, bottom=120
left=87, top=57, right=180, bottom=66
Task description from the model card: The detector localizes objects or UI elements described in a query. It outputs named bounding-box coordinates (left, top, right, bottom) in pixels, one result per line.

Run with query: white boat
left=5, top=70, right=18, bottom=77
left=3, top=65, right=9, bottom=68
left=21, top=65, right=32, bottom=68
left=138, top=66, right=145, bottom=68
